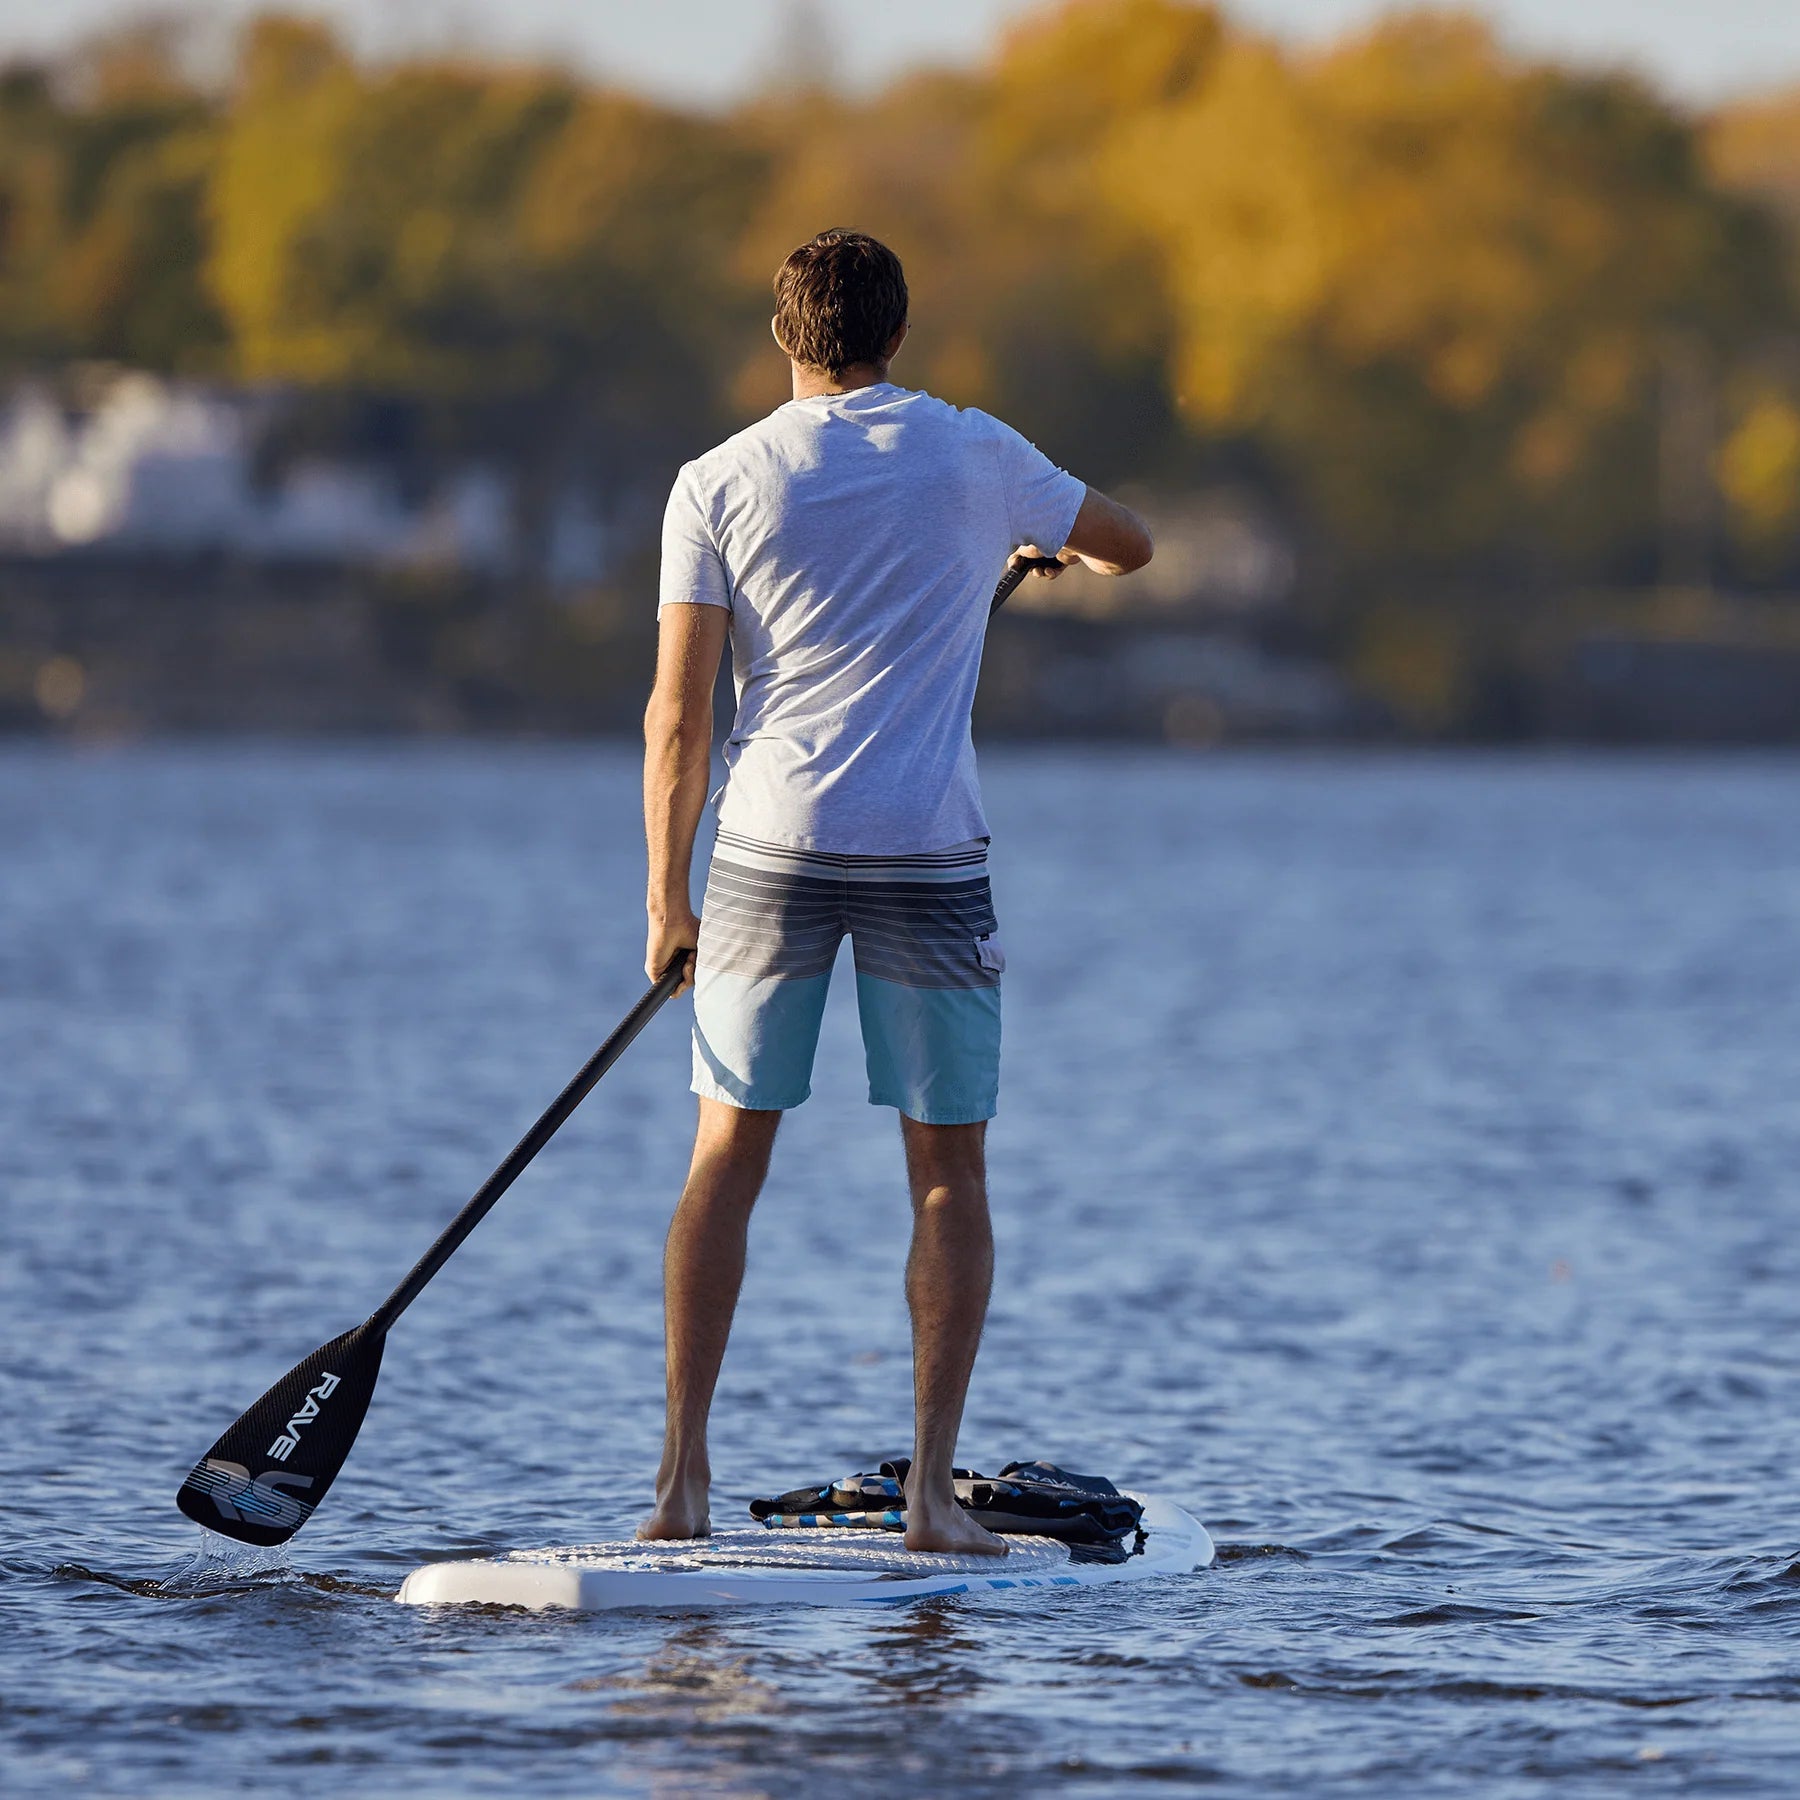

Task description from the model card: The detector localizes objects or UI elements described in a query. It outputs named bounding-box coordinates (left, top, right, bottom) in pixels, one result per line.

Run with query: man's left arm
left=992, top=419, right=1153, bottom=588
left=644, top=602, right=728, bottom=993
left=1017, top=485, right=1155, bottom=581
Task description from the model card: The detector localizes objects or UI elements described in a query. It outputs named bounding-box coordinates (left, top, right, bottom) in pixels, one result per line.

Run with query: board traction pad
left=494, top=1530, right=1074, bottom=1579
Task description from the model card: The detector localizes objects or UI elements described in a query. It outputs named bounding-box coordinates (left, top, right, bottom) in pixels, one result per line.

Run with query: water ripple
left=5, top=746, right=1800, bottom=1796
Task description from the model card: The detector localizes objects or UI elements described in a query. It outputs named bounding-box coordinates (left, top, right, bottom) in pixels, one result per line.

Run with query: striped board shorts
left=692, top=827, right=1004, bottom=1125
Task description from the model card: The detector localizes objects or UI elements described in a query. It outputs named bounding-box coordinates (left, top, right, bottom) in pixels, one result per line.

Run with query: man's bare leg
left=638, top=1097, right=781, bottom=1540
left=899, top=1116, right=1007, bottom=1557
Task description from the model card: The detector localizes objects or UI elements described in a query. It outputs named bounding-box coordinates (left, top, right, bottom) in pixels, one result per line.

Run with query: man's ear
left=884, top=320, right=909, bottom=363
left=771, top=315, right=792, bottom=358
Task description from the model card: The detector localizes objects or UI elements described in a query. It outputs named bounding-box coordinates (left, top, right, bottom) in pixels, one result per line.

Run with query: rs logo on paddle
left=267, top=1371, right=341, bottom=1461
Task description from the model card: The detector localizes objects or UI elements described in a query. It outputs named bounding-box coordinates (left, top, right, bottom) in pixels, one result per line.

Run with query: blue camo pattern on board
left=763, top=1508, right=909, bottom=1530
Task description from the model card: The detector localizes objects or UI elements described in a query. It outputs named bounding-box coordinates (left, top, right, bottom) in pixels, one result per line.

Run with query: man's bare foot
left=637, top=1470, right=711, bottom=1541
left=903, top=1501, right=1009, bottom=1557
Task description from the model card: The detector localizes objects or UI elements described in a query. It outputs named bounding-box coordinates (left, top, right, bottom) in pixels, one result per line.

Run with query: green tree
left=205, top=16, right=766, bottom=556
left=0, top=29, right=225, bottom=370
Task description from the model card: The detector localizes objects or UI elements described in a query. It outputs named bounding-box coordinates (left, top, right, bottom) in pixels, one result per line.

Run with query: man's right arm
left=644, top=601, right=728, bottom=993
left=1015, top=485, right=1154, bottom=584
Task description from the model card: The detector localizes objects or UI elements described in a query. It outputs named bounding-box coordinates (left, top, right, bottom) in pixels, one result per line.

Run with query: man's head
left=772, top=229, right=909, bottom=380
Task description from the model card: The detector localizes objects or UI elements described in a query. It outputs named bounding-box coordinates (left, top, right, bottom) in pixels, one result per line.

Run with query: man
left=640, top=229, right=1152, bottom=1555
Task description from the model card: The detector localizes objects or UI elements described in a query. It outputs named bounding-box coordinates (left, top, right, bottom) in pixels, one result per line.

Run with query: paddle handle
left=991, top=554, right=1064, bottom=615
left=369, top=957, right=689, bottom=1332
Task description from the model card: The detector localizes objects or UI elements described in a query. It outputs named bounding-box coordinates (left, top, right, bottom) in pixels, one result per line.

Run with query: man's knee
left=696, top=1095, right=782, bottom=1148
left=688, top=1097, right=781, bottom=1193
left=900, top=1116, right=987, bottom=1202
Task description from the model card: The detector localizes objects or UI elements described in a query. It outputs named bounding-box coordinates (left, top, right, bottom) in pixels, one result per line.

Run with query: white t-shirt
left=658, top=383, right=1086, bottom=854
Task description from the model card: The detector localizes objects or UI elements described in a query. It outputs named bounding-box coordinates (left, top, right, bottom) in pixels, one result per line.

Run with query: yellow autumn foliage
left=0, top=0, right=1794, bottom=583
left=1719, top=392, right=1800, bottom=548
left=207, top=19, right=361, bottom=382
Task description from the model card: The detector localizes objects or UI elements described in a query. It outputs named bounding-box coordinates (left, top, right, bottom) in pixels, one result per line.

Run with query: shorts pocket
left=975, top=933, right=1006, bottom=976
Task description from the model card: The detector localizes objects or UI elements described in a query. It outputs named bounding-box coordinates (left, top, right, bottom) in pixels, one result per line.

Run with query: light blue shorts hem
left=690, top=1072, right=811, bottom=1112
left=870, top=1095, right=999, bottom=1127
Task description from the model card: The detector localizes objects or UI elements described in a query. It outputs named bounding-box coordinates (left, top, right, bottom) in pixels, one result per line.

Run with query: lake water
left=3, top=745, right=1799, bottom=1797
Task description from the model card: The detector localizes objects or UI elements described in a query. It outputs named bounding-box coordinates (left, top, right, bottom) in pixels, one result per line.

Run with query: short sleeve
left=989, top=419, right=1087, bottom=554
left=658, top=464, right=732, bottom=614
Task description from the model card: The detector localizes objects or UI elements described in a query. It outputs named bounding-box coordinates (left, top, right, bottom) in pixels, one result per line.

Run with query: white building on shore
left=0, top=372, right=607, bottom=580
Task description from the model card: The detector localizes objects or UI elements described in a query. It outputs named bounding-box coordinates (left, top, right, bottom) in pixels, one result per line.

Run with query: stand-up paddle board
left=396, top=1492, right=1211, bottom=1612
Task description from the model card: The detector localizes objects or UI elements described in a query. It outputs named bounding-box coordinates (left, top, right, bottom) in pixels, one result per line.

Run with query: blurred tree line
left=3, top=2, right=1800, bottom=702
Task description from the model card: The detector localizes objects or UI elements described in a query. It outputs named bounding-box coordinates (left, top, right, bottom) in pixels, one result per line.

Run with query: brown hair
left=772, top=230, right=908, bottom=378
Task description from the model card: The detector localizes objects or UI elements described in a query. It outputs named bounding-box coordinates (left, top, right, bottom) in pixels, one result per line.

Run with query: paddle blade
left=176, top=1323, right=385, bottom=1547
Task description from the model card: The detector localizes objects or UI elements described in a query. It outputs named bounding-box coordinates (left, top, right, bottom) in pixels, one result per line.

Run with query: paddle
left=991, top=553, right=1064, bottom=614
left=176, top=958, right=689, bottom=1547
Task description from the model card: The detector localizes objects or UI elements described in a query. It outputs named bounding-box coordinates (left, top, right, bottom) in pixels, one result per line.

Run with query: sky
left=5, top=0, right=1798, bottom=109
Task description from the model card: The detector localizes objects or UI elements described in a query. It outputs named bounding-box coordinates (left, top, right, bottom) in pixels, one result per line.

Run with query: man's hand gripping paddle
left=991, top=553, right=1064, bottom=614
left=175, top=960, right=688, bottom=1547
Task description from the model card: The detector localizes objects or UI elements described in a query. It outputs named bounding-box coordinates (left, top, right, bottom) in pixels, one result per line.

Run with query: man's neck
left=791, top=361, right=890, bottom=400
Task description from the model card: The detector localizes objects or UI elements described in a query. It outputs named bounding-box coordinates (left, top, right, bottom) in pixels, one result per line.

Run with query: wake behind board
left=396, top=1492, right=1211, bottom=1612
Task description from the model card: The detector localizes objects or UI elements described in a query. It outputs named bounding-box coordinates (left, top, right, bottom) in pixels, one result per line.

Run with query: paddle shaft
left=255, top=547, right=1030, bottom=1348
left=374, top=553, right=1036, bottom=1331
left=218, top=557, right=1038, bottom=1352
left=369, top=959, right=687, bottom=1333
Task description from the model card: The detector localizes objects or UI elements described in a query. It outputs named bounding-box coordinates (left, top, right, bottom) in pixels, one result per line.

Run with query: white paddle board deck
left=396, top=1491, right=1211, bottom=1612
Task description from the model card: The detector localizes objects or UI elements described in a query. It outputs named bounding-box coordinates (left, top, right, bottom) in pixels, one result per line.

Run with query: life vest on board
left=749, top=1459, right=1147, bottom=1563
